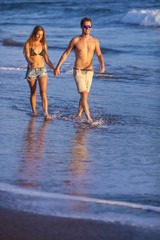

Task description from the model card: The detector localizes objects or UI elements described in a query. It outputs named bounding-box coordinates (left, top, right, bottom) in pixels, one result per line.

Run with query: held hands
left=54, top=67, right=60, bottom=77
left=100, top=65, right=105, bottom=73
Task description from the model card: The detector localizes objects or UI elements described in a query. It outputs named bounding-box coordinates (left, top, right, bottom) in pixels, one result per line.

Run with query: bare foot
left=87, top=119, right=99, bottom=126
left=77, top=113, right=83, bottom=118
left=31, top=112, right=38, bottom=117
left=44, top=115, right=52, bottom=121
left=87, top=118, right=93, bottom=123
left=91, top=122, right=99, bottom=126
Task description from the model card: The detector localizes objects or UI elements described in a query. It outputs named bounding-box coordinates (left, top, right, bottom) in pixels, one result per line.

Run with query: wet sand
left=0, top=206, right=159, bottom=240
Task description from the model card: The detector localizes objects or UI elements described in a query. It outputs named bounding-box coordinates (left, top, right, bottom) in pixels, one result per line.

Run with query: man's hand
left=54, top=67, right=60, bottom=77
left=100, top=65, right=105, bottom=73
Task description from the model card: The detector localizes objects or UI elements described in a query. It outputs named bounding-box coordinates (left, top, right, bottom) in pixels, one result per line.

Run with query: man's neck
left=81, top=33, right=91, bottom=39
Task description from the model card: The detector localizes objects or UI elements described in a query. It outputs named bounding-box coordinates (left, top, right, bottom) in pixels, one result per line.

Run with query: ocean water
left=0, top=0, right=160, bottom=237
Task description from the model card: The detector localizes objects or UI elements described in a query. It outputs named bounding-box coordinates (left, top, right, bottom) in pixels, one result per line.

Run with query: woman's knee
left=30, top=89, right=37, bottom=97
left=28, top=80, right=37, bottom=96
left=40, top=91, right=47, bottom=99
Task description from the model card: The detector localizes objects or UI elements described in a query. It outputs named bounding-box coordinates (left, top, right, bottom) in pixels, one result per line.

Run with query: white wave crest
left=0, top=67, right=25, bottom=71
left=122, top=9, right=160, bottom=27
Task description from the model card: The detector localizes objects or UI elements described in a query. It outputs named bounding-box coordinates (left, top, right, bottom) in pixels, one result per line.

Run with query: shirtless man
left=54, top=17, right=105, bottom=123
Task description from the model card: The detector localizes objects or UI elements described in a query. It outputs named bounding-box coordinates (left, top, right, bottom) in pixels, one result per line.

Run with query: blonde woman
left=24, top=25, right=55, bottom=120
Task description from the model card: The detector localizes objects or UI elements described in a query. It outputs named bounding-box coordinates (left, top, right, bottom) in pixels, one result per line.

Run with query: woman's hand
left=30, top=63, right=36, bottom=68
left=54, top=67, right=60, bottom=77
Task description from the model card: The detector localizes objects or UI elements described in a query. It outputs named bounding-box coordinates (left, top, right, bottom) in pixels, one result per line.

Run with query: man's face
left=82, top=21, right=92, bottom=35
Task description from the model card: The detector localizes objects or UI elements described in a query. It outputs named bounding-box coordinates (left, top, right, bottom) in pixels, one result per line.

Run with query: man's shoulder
left=92, top=36, right=99, bottom=42
left=69, top=36, right=81, bottom=47
left=71, top=36, right=81, bottom=42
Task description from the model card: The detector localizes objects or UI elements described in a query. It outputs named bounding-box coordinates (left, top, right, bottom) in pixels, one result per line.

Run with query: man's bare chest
left=75, top=39, right=95, bottom=53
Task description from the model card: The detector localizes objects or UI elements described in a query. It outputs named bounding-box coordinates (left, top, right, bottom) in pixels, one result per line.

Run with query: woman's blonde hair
left=23, top=25, right=46, bottom=53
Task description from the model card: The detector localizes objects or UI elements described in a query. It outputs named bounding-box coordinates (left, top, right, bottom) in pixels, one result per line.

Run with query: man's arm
left=54, top=38, right=76, bottom=77
left=95, top=39, right=105, bottom=73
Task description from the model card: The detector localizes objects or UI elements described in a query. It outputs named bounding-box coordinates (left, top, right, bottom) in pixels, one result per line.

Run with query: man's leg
left=77, top=97, right=83, bottom=117
left=79, top=91, right=92, bottom=122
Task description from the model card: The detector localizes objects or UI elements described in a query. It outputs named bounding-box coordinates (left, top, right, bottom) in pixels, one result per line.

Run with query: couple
left=24, top=17, right=105, bottom=122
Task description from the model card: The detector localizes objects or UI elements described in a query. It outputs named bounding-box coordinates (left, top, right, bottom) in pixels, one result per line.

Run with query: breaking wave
left=122, top=9, right=160, bottom=27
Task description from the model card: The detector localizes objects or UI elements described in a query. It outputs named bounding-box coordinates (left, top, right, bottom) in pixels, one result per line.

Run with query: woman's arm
left=43, top=44, right=55, bottom=70
left=24, top=42, right=35, bottom=68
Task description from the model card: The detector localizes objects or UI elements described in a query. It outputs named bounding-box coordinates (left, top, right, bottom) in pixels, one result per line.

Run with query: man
left=54, top=17, right=105, bottom=123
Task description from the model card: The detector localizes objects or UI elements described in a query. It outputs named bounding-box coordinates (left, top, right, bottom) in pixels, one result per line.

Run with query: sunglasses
left=83, top=25, right=92, bottom=29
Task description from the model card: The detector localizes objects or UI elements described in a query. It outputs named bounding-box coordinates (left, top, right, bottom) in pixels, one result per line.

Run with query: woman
left=24, top=25, right=55, bottom=120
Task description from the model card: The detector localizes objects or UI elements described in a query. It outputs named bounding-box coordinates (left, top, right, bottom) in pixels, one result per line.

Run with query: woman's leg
left=28, top=79, right=37, bottom=115
left=38, top=77, right=51, bottom=120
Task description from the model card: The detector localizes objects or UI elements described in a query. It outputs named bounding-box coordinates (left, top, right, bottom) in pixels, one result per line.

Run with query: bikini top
left=30, top=47, right=45, bottom=57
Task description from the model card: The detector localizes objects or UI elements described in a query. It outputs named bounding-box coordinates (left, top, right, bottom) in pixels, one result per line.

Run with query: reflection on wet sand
left=67, top=124, right=91, bottom=212
left=17, top=117, right=50, bottom=188
left=69, top=125, right=89, bottom=176
left=69, top=124, right=90, bottom=177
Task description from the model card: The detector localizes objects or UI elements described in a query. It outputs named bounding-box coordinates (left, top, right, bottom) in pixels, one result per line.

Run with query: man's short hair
left=80, top=17, right=92, bottom=27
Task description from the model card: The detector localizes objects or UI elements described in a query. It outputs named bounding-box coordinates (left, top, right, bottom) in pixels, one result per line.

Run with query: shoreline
left=0, top=206, right=160, bottom=240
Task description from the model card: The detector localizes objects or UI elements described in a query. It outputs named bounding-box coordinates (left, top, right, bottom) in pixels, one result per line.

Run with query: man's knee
left=81, top=91, right=88, bottom=99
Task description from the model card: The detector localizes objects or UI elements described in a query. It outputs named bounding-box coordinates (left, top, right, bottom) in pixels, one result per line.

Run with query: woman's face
left=35, top=30, right=43, bottom=41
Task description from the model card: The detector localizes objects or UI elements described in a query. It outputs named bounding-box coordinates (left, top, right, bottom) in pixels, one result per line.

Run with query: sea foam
left=0, top=183, right=160, bottom=214
left=122, top=9, right=160, bottom=27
